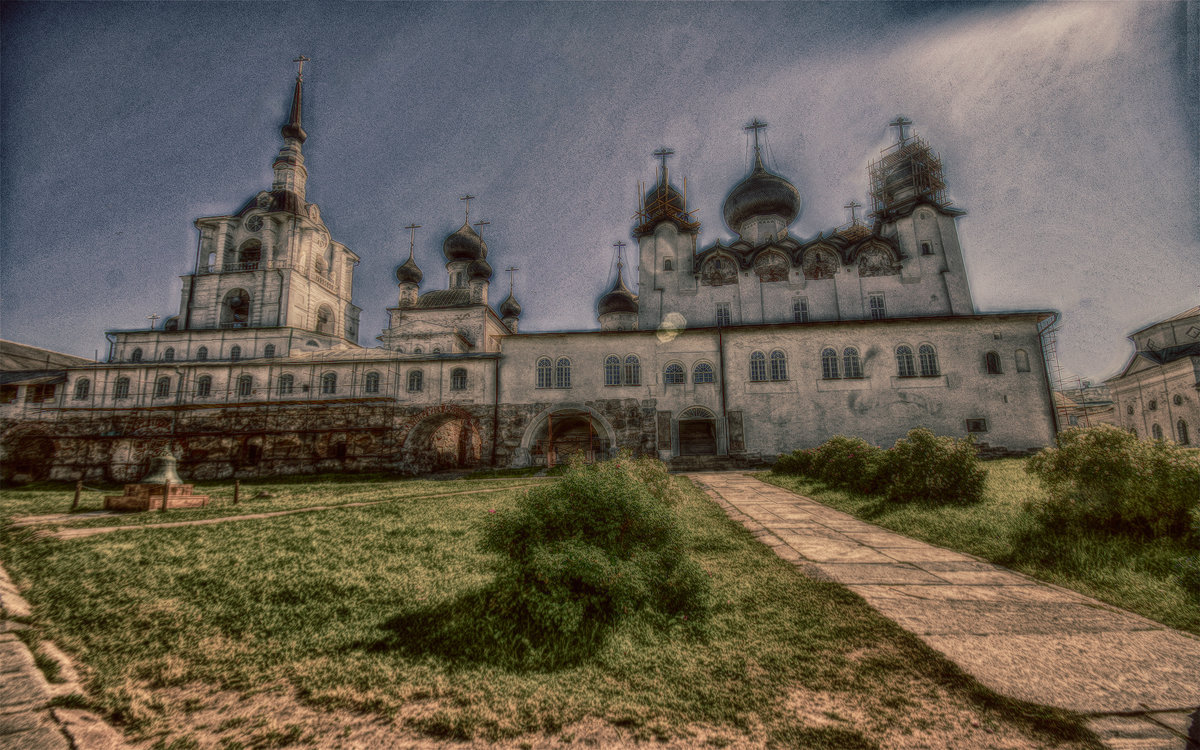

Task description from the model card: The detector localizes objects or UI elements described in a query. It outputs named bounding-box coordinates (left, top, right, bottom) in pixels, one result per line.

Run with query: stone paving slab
left=689, top=471, right=1200, bottom=748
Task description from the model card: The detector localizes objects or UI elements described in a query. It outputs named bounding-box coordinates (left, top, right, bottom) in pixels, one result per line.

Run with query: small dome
left=443, top=222, right=487, bottom=262
left=468, top=257, right=493, bottom=281
left=499, top=292, right=522, bottom=318
left=722, top=155, right=802, bottom=232
left=643, top=179, right=685, bottom=218
left=396, top=256, right=423, bottom=285
left=598, top=276, right=638, bottom=317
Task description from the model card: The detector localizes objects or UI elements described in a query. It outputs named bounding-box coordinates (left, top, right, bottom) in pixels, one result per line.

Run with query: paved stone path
left=689, top=472, right=1200, bottom=750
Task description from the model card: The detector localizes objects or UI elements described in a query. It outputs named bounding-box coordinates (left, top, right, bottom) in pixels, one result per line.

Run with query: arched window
left=749, top=351, right=767, bottom=382
left=1152, top=423, right=1163, bottom=440
left=821, top=348, right=839, bottom=379
left=73, top=378, right=90, bottom=400
left=536, top=358, right=553, bottom=388
left=896, top=346, right=916, bottom=377
left=918, top=345, right=939, bottom=377
left=408, top=370, right=423, bottom=393
left=665, top=363, right=685, bottom=385
left=263, top=344, right=276, bottom=358
left=163, top=347, right=175, bottom=362
left=604, top=355, right=621, bottom=386
left=843, top=347, right=863, bottom=379
left=364, top=371, right=381, bottom=394
left=195, top=376, right=212, bottom=398
left=221, top=289, right=251, bottom=328
left=413, top=347, right=422, bottom=354
left=278, top=374, right=294, bottom=395
left=985, top=351, right=1002, bottom=374
left=316, top=305, right=334, bottom=334
left=693, top=362, right=714, bottom=384
left=450, top=368, right=467, bottom=391
left=230, top=345, right=241, bottom=362
left=154, top=376, right=171, bottom=399
left=1174, top=394, right=1183, bottom=406
left=238, top=239, right=261, bottom=267
left=1014, top=349, right=1030, bottom=373
left=1126, top=404, right=1134, bottom=416
left=114, top=377, right=130, bottom=400
left=237, top=375, right=253, bottom=398
left=1178, top=419, right=1190, bottom=445
left=130, top=348, right=143, bottom=363
left=663, top=258, right=673, bottom=271
left=555, top=357, right=571, bottom=389
left=196, top=346, right=208, bottom=361
left=624, top=355, right=641, bottom=386
left=769, top=350, right=787, bottom=381
left=321, top=372, right=337, bottom=394
left=1148, top=399, right=1158, bottom=411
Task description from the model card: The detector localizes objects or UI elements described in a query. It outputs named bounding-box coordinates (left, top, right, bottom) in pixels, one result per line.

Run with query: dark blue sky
left=2, top=1, right=1196, bottom=381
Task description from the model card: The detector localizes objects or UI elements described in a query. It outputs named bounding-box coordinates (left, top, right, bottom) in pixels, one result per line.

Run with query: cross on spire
left=613, top=240, right=628, bottom=282
left=474, top=219, right=490, bottom=243
left=403, top=223, right=421, bottom=259
left=146, top=313, right=161, bottom=328
left=293, top=55, right=310, bottom=80
left=888, top=115, right=913, bottom=143
left=460, top=194, right=475, bottom=223
left=505, top=266, right=519, bottom=294
left=843, top=199, right=862, bottom=224
left=652, top=147, right=674, bottom=175
left=745, top=118, right=768, bottom=152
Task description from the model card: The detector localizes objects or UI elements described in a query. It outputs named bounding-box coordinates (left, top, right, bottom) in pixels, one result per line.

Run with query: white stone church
left=0, top=68, right=1059, bottom=481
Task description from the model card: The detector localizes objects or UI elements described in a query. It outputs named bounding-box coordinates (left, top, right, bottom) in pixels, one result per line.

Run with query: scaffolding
left=633, top=177, right=700, bottom=236
left=1039, top=317, right=1068, bottom=433
left=868, top=135, right=948, bottom=219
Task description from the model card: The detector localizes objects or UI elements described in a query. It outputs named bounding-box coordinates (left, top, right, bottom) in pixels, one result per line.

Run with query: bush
left=1025, top=424, right=1200, bottom=541
left=773, top=448, right=814, bottom=476
left=480, top=455, right=710, bottom=648
left=810, top=436, right=889, bottom=494
left=884, top=428, right=987, bottom=506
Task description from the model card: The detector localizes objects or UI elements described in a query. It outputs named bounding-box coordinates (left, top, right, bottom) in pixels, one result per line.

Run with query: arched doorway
left=517, top=406, right=616, bottom=468
left=400, top=407, right=482, bottom=473
left=677, top=406, right=718, bottom=456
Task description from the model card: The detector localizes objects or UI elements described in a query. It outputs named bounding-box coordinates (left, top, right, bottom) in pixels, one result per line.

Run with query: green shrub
left=773, top=448, right=815, bottom=476
left=810, top=436, right=888, bottom=494
left=480, top=455, right=710, bottom=649
left=884, top=428, right=987, bottom=505
left=1025, top=424, right=1200, bottom=540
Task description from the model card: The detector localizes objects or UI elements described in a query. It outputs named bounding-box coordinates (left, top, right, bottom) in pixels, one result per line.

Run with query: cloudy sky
left=2, top=1, right=1196, bottom=382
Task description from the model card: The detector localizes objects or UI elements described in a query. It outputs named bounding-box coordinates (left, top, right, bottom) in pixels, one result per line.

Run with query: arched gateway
left=515, top=404, right=617, bottom=468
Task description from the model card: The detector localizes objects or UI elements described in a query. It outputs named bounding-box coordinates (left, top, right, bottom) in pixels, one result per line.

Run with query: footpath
left=689, top=472, right=1200, bottom=750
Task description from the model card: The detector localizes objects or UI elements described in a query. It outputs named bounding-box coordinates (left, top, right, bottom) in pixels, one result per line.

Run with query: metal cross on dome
left=652, top=147, right=674, bottom=173
left=293, top=55, right=310, bottom=80
left=889, top=115, right=913, bottom=143
left=844, top=199, right=862, bottom=224
left=744, top=118, right=768, bottom=151
left=505, top=266, right=519, bottom=294
left=403, top=223, right=421, bottom=259
left=474, top=219, right=489, bottom=243
left=146, top=313, right=161, bottom=328
left=460, top=194, right=475, bottom=222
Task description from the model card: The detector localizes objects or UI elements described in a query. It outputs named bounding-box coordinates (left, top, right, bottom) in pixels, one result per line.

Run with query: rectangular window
left=966, top=418, right=988, bottom=433
left=920, top=242, right=932, bottom=255
left=792, top=297, right=809, bottom=323
left=716, top=303, right=731, bottom=327
left=869, top=294, right=886, bottom=320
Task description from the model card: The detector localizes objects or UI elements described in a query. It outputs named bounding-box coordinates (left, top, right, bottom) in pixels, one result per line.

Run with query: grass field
left=0, top=473, right=1100, bottom=749
left=763, top=458, right=1200, bottom=636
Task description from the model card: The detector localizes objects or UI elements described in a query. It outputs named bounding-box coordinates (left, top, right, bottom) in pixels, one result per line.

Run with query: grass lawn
left=0, top=474, right=1100, bottom=749
left=763, top=458, right=1200, bottom=636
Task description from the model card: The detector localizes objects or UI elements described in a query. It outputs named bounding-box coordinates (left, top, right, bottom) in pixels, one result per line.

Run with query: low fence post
left=233, top=479, right=240, bottom=505
left=71, top=480, right=82, bottom=511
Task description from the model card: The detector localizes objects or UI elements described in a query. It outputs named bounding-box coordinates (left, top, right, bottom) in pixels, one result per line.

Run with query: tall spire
left=272, top=57, right=310, bottom=200
left=281, top=56, right=309, bottom=144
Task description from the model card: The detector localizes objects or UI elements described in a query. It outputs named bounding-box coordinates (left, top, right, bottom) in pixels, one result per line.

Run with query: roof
left=0, top=371, right=68, bottom=386
left=414, top=289, right=474, bottom=309
left=0, top=340, right=92, bottom=370
left=1130, top=304, right=1200, bottom=336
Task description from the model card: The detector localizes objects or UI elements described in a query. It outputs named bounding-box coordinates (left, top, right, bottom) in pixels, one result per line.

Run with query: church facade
left=0, top=69, right=1059, bottom=482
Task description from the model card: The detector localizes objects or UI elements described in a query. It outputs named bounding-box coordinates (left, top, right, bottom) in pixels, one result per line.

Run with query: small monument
left=104, top=448, right=211, bottom=511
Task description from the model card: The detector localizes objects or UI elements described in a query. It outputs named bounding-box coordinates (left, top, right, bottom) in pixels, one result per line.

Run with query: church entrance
left=677, top=407, right=718, bottom=456
left=531, top=409, right=609, bottom=467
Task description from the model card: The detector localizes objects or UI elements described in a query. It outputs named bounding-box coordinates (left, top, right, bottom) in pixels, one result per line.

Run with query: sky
left=1, top=1, right=1197, bottom=383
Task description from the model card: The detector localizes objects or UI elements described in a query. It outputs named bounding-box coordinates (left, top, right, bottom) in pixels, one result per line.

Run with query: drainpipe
left=718, top=323, right=728, bottom=453
left=491, top=356, right=500, bottom=467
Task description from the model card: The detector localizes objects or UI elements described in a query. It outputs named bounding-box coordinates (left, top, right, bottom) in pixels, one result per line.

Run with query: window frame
left=236, top=374, right=253, bottom=398
left=163, top=347, right=175, bottom=362
left=364, top=371, right=381, bottom=394
left=278, top=373, right=294, bottom=395
left=664, top=362, right=685, bottom=385
left=450, top=368, right=467, bottom=391
left=624, top=355, right=640, bottom=386
left=985, top=351, right=1002, bottom=375
left=536, top=357, right=553, bottom=389
left=749, top=351, right=767, bottom=382
left=821, top=348, right=839, bottom=379
left=73, top=378, right=91, bottom=400
left=769, top=349, right=788, bottom=381
left=604, top=355, right=621, bottom=386
left=918, top=344, right=939, bottom=377
left=868, top=293, right=886, bottom=320
left=843, top=347, right=863, bottom=379
left=113, top=377, right=131, bottom=400
left=896, top=345, right=916, bottom=377
left=407, top=369, right=423, bottom=393
left=715, top=303, right=731, bottom=327
left=321, top=372, right=338, bottom=395
left=154, top=376, right=171, bottom=399
left=693, top=361, right=714, bottom=384
left=555, top=357, right=571, bottom=389
left=792, top=297, right=809, bottom=323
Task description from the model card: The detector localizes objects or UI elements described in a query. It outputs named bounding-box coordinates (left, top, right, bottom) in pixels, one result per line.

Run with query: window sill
left=891, top=375, right=948, bottom=389
left=816, top=378, right=871, bottom=392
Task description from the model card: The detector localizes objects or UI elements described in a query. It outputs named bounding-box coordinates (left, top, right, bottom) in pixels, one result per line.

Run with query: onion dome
left=467, top=257, right=493, bottom=281
left=722, top=151, right=802, bottom=231
left=598, top=274, right=638, bottom=316
left=443, top=222, right=487, bottom=262
left=396, top=255, right=423, bottom=285
left=499, top=292, right=522, bottom=318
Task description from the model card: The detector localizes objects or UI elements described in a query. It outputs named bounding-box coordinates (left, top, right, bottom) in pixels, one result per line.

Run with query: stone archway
left=515, top=404, right=618, bottom=468
left=0, top=424, right=57, bottom=482
left=398, top=405, right=483, bottom=474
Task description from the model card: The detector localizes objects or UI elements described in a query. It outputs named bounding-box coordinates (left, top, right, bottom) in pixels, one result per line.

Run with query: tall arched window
left=238, top=239, right=261, bottom=268
left=163, top=347, right=175, bottom=362
left=749, top=351, right=767, bottom=382
left=843, top=347, right=863, bottom=379
left=1014, top=349, right=1030, bottom=372
left=154, top=376, right=171, bottom=399
left=364, top=371, right=381, bottom=394
left=263, top=344, right=276, bottom=358
left=821, top=348, right=839, bottom=379
left=693, top=362, right=714, bottom=384
left=604, top=355, right=621, bottom=386
left=73, top=378, right=90, bottom=400
left=278, top=374, right=294, bottom=395
left=321, top=372, right=337, bottom=394
left=1178, top=419, right=1190, bottom=445
left=1152, top=423, right=1163, bottom=440
left=624, top=355, right=641, bottom=386
left=316, top=305, right=334, bottom=334
left=407, top=370, right=423, bottom=393
left=450, top=368, right=467, bottom=391
left=555, top=357, right=571, bottom=389
left=536, top=357, right=553, bottom=388
left=665, top=363, right=685, bottom=385
left=114, top=377, right=130, bottom=400
left=221, top=289, right=251, bottom=328
left=896, top=346, right=916, bottom=377
left=237, top=375, right=253, bottom=398
left=918, top=344, right=939, bottom=377
left=769, top=350, right=787, bottom=381
left=130, top=348, right=143, bottom=363
left=230, top=345, right=241, bottom=362
left=195, top=376, right=212, bottom=398
left=196, top=346, right=208, bottom=361
left=985, top=351, right=1002, bottom=374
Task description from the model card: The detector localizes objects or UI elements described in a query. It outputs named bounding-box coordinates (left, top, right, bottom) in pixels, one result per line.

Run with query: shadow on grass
left=363, top=583, right=609, bottom=672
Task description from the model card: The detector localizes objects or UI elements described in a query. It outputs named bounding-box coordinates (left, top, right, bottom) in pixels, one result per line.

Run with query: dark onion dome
left=597, top=275, right=638, bottom=316
left=499, top=292, right=522, bottom=318
left=722, top=152, right=802, bottom=231
left=442, top=222, right=488, bottom=262
left=643, top=178, right=685, bottom=217
left=467, top=257, right=493, bottom=281
left=396, top=255, right=423, bottom=285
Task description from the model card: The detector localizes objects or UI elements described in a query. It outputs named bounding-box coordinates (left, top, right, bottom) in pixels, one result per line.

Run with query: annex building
left=0, top=68, right=1059, bottom=482
left=1105, top=305, right=1199, bottom=445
